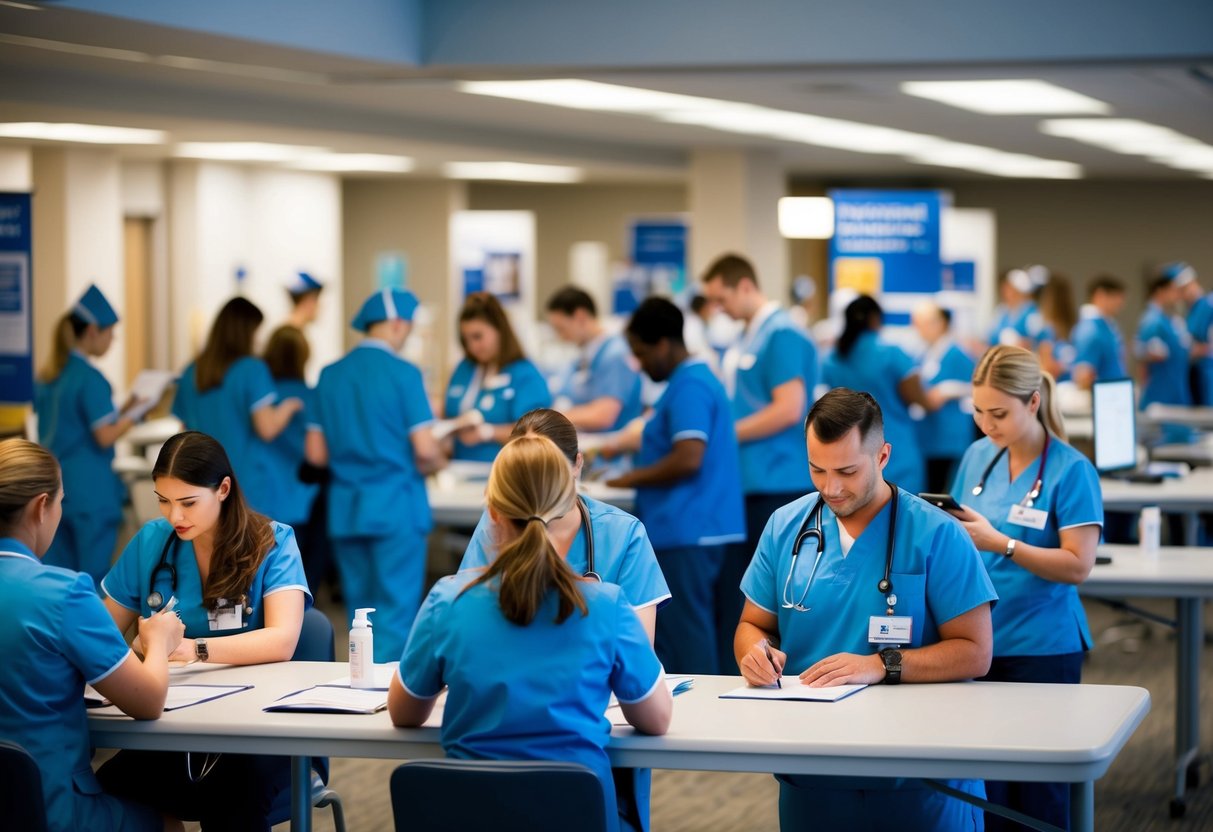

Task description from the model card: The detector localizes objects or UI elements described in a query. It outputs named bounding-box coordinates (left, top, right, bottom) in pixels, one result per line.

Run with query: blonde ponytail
left=464, top=435, right=586, bottom=626
left=973, top=345, right=1067, bottom=442
left=38, top=313, right=86, bottom=383
left=0, top=439, right=61, bottom=533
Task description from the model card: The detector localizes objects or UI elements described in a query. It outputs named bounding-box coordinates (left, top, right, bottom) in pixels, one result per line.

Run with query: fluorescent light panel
left=901, top=80, right=1111, bottom=114
left=1041, top=118, right=1213, bottom=174
left=290, top=153, right=414, bottom=173
left=461, top=78, right=1082, bottom=179
left=443, top=161, right=583, bottom=183
left=174, top=142, right=328, bottom=162
left=0, top=122, right=165, bottom=144
left=778, top=197, right=835, bottom=239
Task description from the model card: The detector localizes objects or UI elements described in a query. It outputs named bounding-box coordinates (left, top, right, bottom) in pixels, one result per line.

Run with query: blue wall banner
left=828, top=189, right=946, bottom=297
left=0, top=193, right=33, bottom=404
left=618, top=218, right=687, bottom=313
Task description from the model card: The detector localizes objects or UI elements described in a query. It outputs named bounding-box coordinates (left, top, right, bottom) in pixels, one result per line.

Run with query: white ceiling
left=2, top=5, right=1212, bottom=182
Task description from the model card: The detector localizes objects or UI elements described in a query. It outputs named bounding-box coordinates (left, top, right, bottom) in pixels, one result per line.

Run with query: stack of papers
left=720, top=679, right=867, bottom=702
left=88, top=684, right=251, bottom=717
left=264, top=686, right=388, bottom=714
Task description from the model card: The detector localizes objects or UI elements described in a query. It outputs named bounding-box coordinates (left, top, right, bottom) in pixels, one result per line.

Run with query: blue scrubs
left=311, top=339, right=434, bottom=662
left=460, top=494, right=671, bottom=610
left=172, top=357, right=280, bottom=518
left=636, top=358, right=745, bottom=674
left=823, top=332, right=925, bottom=494
left=1037, top=325, right=1076, bottom=382
left=740, top=490, right=997, bottom=831
left=916, top=339, right=976, bottom=464
left=0, top=541, right=159, bottom=832
left=1188, top=294, right=1213, bottom=405
left=989, top=302, right=1044, bottom=347
left=1071, top=305, right=1127, bottom=383
left=554, top=334, right=643, bottom=431
left=444, top=357, right=552, bottom=462
left=264, top=379, right=318, bottom=529
left=1135, top=302, right=1194, bottom=443
left=399, top=572, right=664, bottom=832
left=35, top=351, right=126, bottom=584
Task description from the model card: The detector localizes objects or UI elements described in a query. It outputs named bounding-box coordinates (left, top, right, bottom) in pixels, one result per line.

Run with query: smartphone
left=918, top=492, right=963, bottom=513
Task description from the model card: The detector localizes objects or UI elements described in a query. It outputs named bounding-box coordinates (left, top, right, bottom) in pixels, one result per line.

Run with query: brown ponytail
left=463, top=435, right=586, bottom=626
left=37, top=313, right=88, bottom=383
left=973, top=345, right=1068, bottom=442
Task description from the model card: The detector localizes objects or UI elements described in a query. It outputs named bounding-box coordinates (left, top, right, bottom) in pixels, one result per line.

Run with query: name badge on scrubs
left=1007, top=504, right=1048, bottom=530
left=869, top=615, right=912, bottom=645
left=479, top=394, right=495, bottom=410
left=208, top=600, right=243, bottom=631
left=485, top=373, right=511, bottom=390
left=739, top=353, right=758, bottom=371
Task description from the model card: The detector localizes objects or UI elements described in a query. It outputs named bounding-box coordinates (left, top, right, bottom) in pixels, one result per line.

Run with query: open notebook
left=719, top=679, right=867, bottom=702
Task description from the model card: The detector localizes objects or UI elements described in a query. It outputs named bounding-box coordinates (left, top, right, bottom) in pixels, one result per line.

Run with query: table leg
left=1069, top=781, right=1094, bottom=832
left=1172, top=598, right=1203, bottom=814
left=1183, top=512, right=1199, bottom=547
left=291, top=755, right=313, bottom=832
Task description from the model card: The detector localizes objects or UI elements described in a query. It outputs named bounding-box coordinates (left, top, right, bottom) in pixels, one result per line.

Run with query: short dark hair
left=546, top=286, right=597, bottom=318
left=626, top=297, right=685, bottom=346
left=805, top=388, right=884, bottom=447
left=1148, top=274, right=1174, bottom=297
left=690, top=295, right=709, bottom=315
left=702, top=253, right=758, bottom=289
left=1087, top=274, right=1125, bottom=300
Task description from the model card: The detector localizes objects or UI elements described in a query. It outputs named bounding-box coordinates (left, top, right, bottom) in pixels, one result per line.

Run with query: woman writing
left=390, top=435, right=672, bottom=832
left=949, top=345, right=1102, bottom=830
left=0, top=439, right=183, bottom=832
left=97, top=431, right=312, bottom=832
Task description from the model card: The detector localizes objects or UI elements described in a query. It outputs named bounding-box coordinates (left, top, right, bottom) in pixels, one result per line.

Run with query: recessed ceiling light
left=460, top=79, right=721, bottom=113
left=901, top=80, right=1111, bottom=115
left=1041, top=118, right=1213, bottom=175
left=289, top=153, right=415, bottom=173
left=0, top=122, right=166, bottom=144
left=174, top=142, right=328, bottom=162
left=908, top=142, right=1083, bottom=179
left=778, top=197, right=835, bottom=239
left=442, top=161, right=583, bottom=183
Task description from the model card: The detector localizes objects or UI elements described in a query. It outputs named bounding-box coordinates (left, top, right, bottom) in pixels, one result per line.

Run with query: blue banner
left=828, top=189, right=945, bottom=297
left=618, top=218, right=688, bottom=313
left=0, top=193, right=33, bottom=404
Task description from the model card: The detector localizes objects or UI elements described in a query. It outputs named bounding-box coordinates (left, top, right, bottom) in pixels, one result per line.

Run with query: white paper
left=265, top=686, right=387, bottom=714
left=606, top=675, right=694, bottom=724
left=322, top=663, right=398, bottom=690
left=719, top=679, right=868, bottom=702
left=164, top=684, right=251, bottom=710
left=127, top=370, right=176, bottom=421
left=430, top=418, right=462, bottom=441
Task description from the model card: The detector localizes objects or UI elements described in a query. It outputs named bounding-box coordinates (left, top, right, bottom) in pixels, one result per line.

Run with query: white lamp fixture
left=289, top=153, right=415, bottom=173
left=778, top=197, right=835, bottom=239
left=1041, top=118, right=1213, bottom=175
left=901, top=80, right=1111, bottom=115
left=442, top=161, right=583, bottom=183
left=174, top=142, right=328, bottom=162
left=0, top=122, right=166, bottom=144
left=460, top=79, right=722, bottom=114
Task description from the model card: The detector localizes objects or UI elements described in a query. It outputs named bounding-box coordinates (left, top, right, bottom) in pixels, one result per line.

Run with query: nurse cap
left=72, top=284, right=119, bottom=328
left=285, top=271, right=324, bottom=295
left=1159, top=261, right=1196, bottom=287
left=351, top=288, right=419, bottom=331
left=1006, top=265, right=1050, bottom=295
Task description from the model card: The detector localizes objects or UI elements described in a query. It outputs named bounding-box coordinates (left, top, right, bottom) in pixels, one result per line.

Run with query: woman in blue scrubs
left=910, top=301, right=977, bottom=493
left=444, top=291, right=551, bottom=462
left=35, top=284, right=141, bottom=583
left=0, top=439, right=183, bottom=832
left=97, top=431, right=311, bottom=832
left=261, top=325, right=318, bottom=562
left=949, top=345, right=1102, bottom=831
left=823, top=295, right=932, bottom=494
left=1036, top=273, right=1078, bottom=383
left=989, top=266, right=1046, bottom=348
left=389, top=435, right=673, bottom=832
left=173, top=297, right=303, bottom=519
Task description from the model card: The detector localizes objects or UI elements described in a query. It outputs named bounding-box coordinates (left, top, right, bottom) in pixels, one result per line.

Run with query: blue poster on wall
left=619, top=218, right=688, bottom=313
left=0, top=193, right=33, bottom=404
left=828, top=189, right=945, bottom=298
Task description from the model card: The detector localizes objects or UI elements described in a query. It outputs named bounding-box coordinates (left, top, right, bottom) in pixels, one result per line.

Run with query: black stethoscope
left=783, top=482, right=899, bottom=614
left=146, top=531, right=180, bottom=610
left=970, top=431, right=1051, bottom=507
left=576, top=497, right=601, bottom=582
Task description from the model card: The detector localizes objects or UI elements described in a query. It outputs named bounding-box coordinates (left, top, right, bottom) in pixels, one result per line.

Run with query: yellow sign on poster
left=832, top=258, right=884, bottom=297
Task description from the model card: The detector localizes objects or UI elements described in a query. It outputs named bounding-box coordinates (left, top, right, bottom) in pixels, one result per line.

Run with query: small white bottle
left=1140, top=506, right=1162, bottom=561
left=349, top=608, right=376, bottom=690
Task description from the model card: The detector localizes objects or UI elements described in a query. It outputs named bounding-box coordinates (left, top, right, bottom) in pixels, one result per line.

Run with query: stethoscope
left=970, top=431, right=1051, bottom=507
left=783, top=482, right=899, bottom=614
left=146, top=532, right=179, bottom=610
left=576, top=497, right=601, bottom=582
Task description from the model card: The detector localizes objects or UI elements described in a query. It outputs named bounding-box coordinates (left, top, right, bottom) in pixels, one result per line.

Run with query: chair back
left=390, top=759, right=607, bottom=832
left=293, top=607, right=336, bottom=662
left=0, top=739, right=49, bottom=832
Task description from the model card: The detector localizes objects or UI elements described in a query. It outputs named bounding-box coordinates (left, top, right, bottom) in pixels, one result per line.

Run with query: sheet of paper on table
left=719, top=679, right=867, bottom=702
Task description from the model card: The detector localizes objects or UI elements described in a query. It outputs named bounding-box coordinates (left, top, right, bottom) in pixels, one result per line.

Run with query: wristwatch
left=880, top=648, right=902, bottom=685
left=1003, top=538, right=1017, bottom=559
left=195, top=639, right=209, bottom=663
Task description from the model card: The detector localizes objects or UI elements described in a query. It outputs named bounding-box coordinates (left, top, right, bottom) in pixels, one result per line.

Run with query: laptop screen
left=1092, top=378, right=1137, bottom=472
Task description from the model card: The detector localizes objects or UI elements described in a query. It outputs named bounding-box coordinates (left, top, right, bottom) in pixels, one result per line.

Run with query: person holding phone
left=948, top=345, right=1102, bottom=831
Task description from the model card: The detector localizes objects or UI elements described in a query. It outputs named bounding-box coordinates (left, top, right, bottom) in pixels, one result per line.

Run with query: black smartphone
left=918, top=492, right=963, bottom=513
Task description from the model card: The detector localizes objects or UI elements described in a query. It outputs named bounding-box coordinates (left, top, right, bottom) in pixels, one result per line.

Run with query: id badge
left=479, top=394, right=496, bottom=411
left=1007, top=504, right=1048, bottom=530
left=869, top=615, right=912, bottom=645
left=208, top=601, right=244, bottom=632
left=739, top=353, right=758, bottom=371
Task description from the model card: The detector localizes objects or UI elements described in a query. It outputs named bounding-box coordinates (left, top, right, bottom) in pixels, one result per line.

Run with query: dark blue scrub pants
left=331, top=531, right=427, bottom=663
left=653, top=544, right=726, bottom=675
left=43, top=511, right=119, bottom=588
left=977, top=652, right=1084, bottom=830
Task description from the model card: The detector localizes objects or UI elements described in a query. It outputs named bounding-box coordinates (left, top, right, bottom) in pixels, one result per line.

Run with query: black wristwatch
left=880, top=648, right=902, bottom=685
left=195, top=639, right=209, bottom=663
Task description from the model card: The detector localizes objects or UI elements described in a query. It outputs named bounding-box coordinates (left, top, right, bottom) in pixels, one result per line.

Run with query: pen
left=759, top=638, right=781, bottom=688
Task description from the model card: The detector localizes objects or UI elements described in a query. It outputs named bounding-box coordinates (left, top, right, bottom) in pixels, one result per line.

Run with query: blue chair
left=0, top=739, right=49, bottom=832
left=390, top=759, right=607, bottom=832
left=266, top=607, right=346, bottom=831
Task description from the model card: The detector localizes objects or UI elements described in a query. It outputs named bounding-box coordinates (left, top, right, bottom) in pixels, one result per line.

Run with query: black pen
left=760, top=638, right=781, bottom=688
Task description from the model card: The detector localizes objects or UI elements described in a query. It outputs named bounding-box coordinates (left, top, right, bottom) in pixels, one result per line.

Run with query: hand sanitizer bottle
left=349, top=608, right=375, bottom=689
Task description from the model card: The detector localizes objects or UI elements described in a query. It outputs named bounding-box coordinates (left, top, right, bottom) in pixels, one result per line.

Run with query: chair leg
left=315, top=790, right=346, bottom=832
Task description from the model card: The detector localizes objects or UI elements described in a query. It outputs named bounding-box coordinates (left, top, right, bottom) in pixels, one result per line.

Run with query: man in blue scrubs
left=736, top=388, right=996, bottom=832
left=1136, top=267, right=1194, bottom=444
left=607, top=297, right=745, bottom=674
left=1172, top=262, right=1213, bottom=406
left=307, top=288, right=445, bottom=662
left=547, top=286, right=643, bottom=433
left=1070, top=275, right=1128, bottom=390
left=702, top=253, right=818, bottom=673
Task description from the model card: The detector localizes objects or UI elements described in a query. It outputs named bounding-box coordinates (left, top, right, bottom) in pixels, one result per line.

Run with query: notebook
left=719, top=679, right=867, bottom=702
left=263, top=685, right=388, bottom=714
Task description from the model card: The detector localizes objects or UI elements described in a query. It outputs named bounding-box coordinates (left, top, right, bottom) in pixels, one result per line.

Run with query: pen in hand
left=759, top=638, right=782, bottom=688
